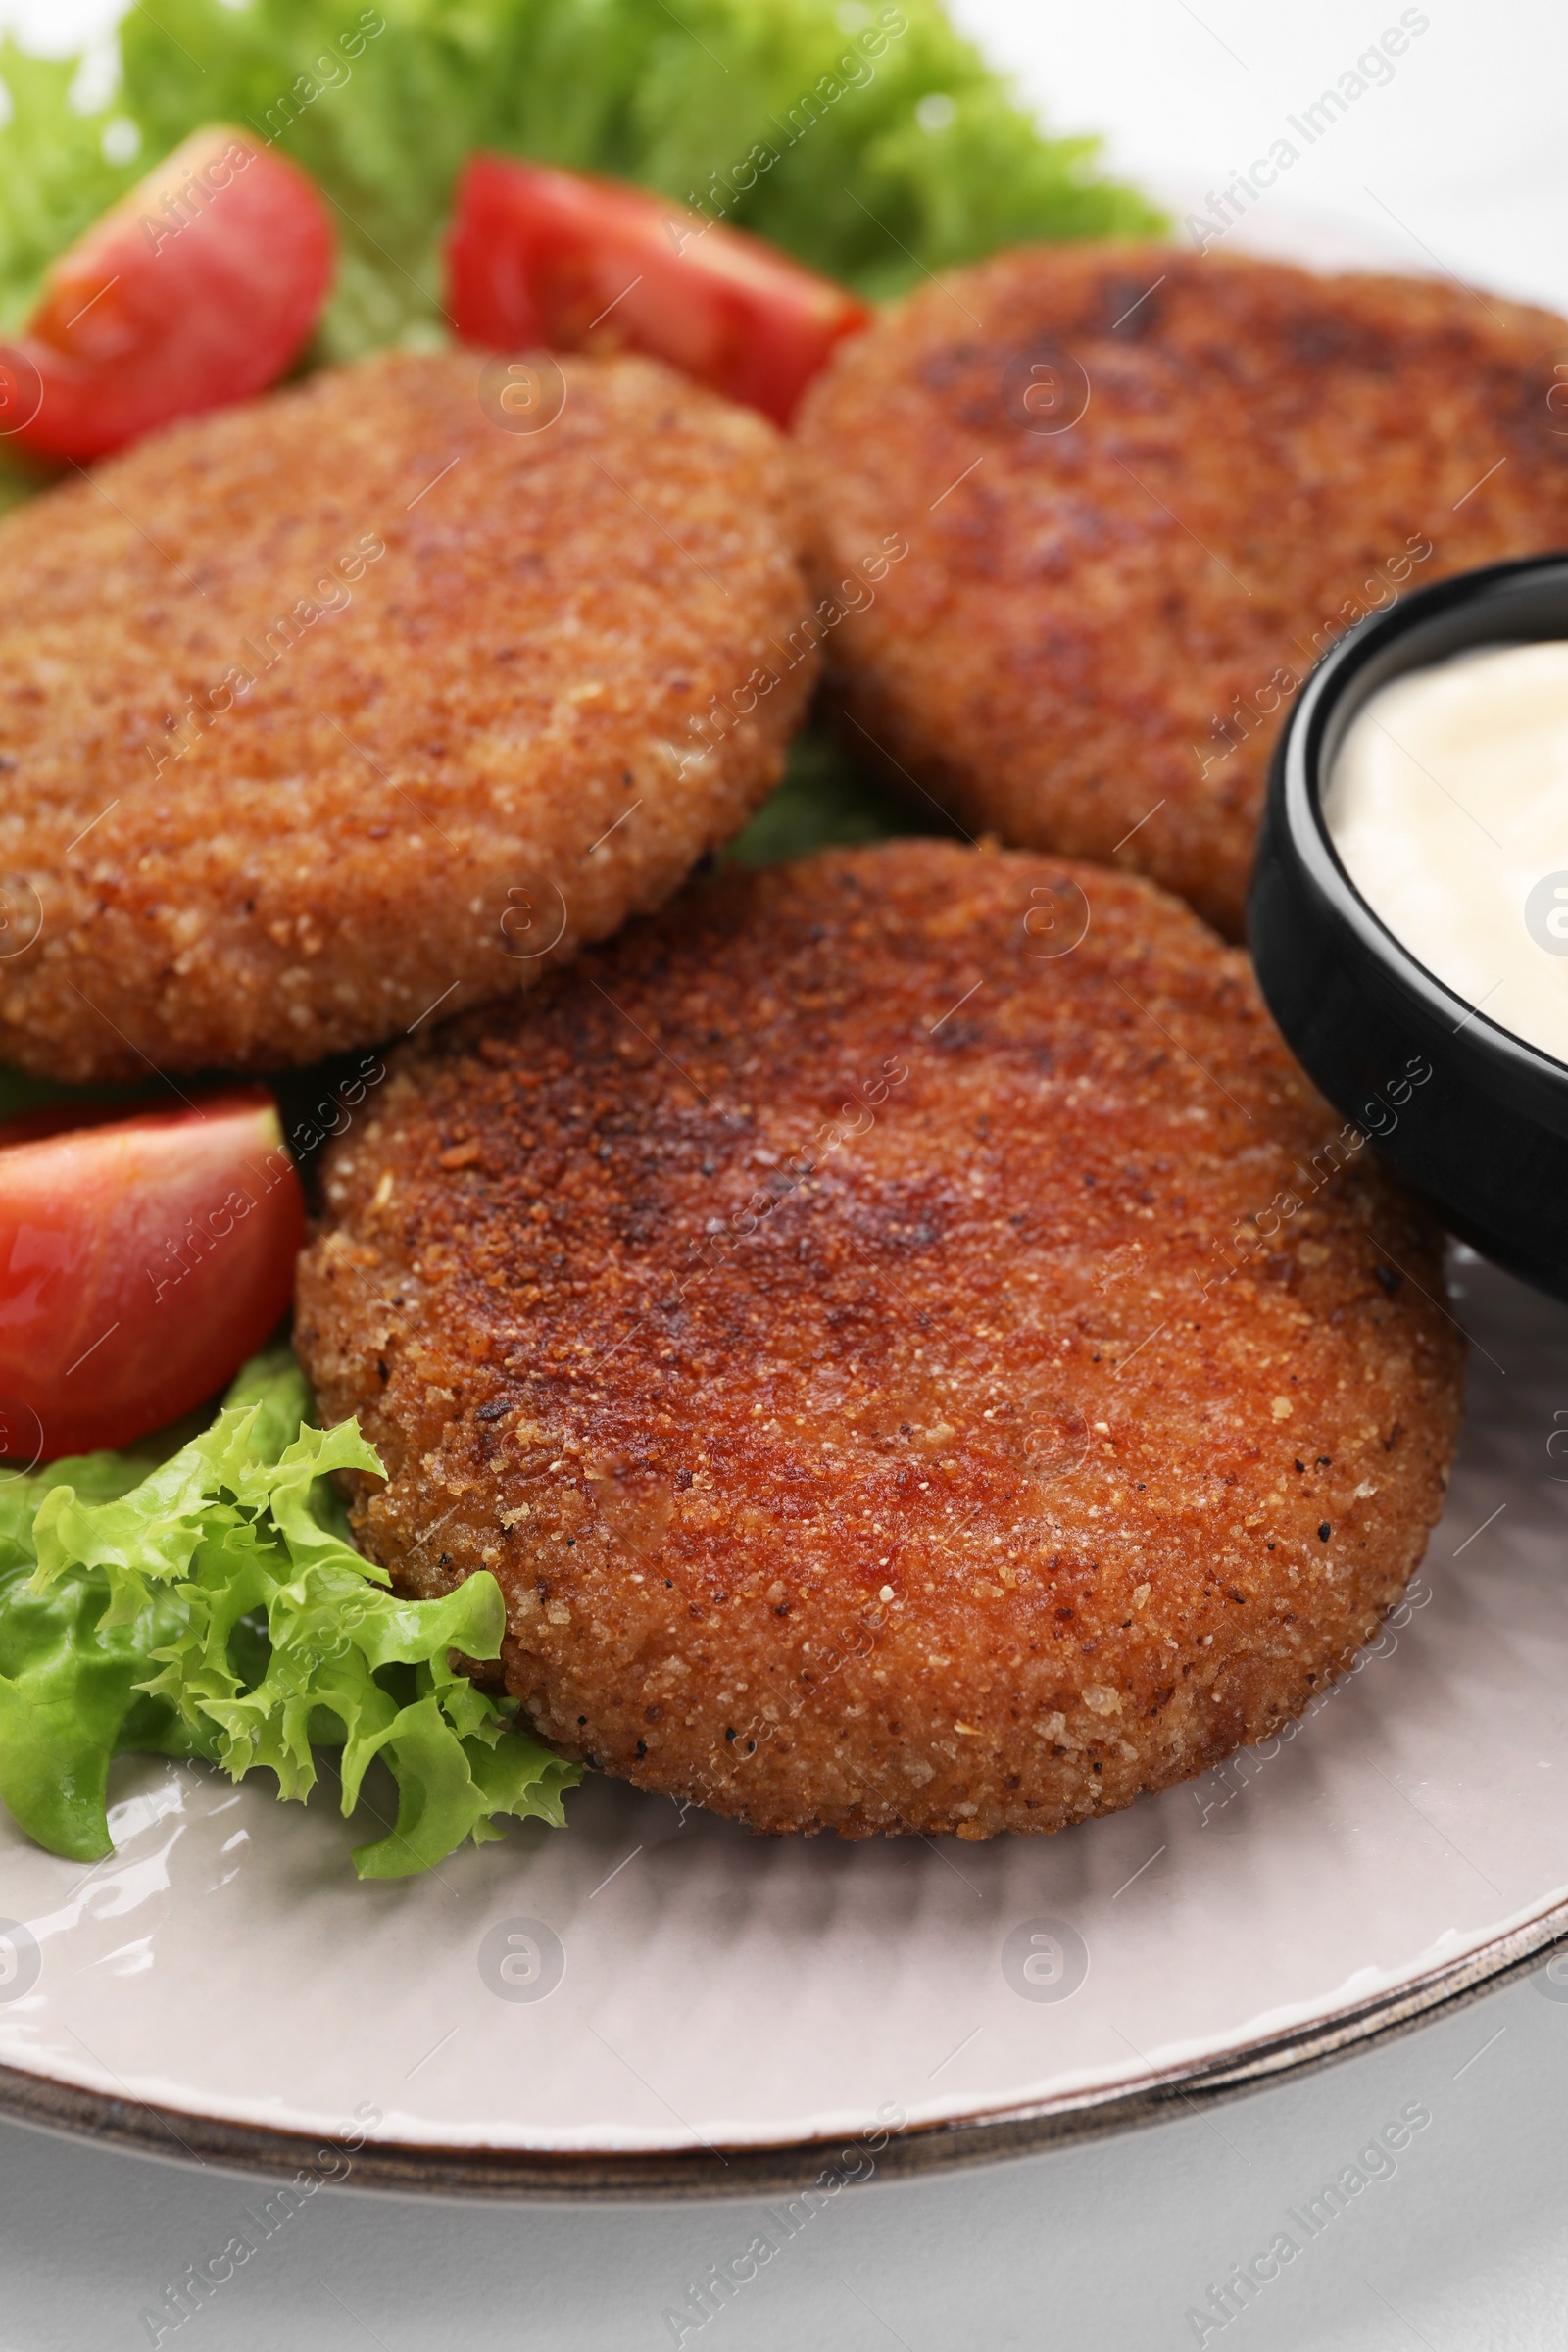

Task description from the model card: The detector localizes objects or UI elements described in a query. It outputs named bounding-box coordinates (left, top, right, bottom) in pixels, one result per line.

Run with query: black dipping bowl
left=1250, top=550, right=1568, bottom=1303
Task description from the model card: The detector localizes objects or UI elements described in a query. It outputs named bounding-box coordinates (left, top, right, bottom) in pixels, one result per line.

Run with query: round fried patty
left=794, top=244, right=1568, bottom=938
left=0, top=348, right=815, bottom=1080
left=296, top=840, right=1463, bottom=1838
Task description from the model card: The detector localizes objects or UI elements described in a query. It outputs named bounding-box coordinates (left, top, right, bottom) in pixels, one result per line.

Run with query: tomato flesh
left=0, top=1089, right=305, bottom=1460
left=447, top=155, right=870, bottom=427
left=0, top=125, right=334, bottom=465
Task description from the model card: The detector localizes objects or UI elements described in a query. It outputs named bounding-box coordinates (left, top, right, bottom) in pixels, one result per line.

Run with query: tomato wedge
left=447, top=155, right=870, bottom=427
left=0, top=1089, right=305, bottom=1460
left=0, top=125, right=334, bottom=465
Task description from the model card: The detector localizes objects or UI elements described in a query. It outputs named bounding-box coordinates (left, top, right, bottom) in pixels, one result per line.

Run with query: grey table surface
left=2, top=1, right=1566, bottom=2345
left=3, top=1967, right=1568, bottom=2350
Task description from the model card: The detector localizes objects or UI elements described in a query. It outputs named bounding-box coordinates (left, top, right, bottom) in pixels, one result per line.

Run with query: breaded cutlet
left=0, top=347, right=817, bottom=1078
left=794, top=245, right=1568, bottom=937
left=297, top=840, right=1463, bottom=1839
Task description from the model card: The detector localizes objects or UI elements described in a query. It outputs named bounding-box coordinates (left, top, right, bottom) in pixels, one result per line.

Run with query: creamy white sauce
left=1324, top=641, right=1568, bottom=1066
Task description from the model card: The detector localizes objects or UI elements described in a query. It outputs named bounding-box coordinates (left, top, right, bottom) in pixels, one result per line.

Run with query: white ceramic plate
left=0, top=208, right=1551, bottom=2194
left=0, top=1246, right=1564, bottom=2194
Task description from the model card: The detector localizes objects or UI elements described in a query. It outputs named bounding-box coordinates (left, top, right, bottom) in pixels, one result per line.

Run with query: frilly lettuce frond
left=2, top=1348, right=578, bottom=1879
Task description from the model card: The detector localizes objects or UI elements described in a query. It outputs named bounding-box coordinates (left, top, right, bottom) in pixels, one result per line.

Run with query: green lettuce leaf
left=0, top=39, right=138, bottom=334
left=0, top=39, right=143, bottom=512
left=0, top=0, right=1162, bottom=372
left=725, top=724, right=961, bottom=867
left=3, top=1346, right=578, bottom=1877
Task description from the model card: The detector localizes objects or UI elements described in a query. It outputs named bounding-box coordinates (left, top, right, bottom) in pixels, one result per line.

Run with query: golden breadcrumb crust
left=793, top=244, right=1568, bottom=937
left=296, top=840, right=1464, bottom=1838
left=0, top=348, right=816, bottom=1079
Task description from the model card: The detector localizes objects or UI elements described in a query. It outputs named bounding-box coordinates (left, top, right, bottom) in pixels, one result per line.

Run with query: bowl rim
left=1266, top=547, right=1568, bottom=1109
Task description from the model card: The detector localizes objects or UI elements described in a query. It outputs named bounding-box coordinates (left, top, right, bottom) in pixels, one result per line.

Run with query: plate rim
left=3, top=1890, right=1564, bottom=2200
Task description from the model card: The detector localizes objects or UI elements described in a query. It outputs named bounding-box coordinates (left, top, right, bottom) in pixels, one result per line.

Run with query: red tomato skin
left=447, top=155, right=870, bottom=427
left=0, top=126, right=334, bottom=465
left=0, top=1089, right=306, bottom=1459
